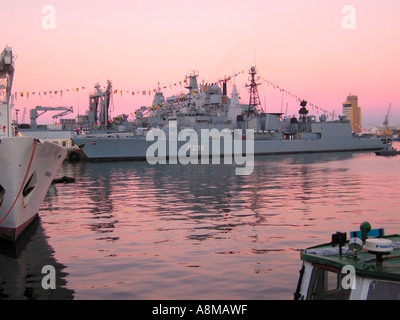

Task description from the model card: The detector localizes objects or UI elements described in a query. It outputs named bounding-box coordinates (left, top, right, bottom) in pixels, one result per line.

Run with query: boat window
left=367, top=281, right=400, bottom=300
left=307, top=266, right=352, bottom=300
left=0, top=184, right=5, bottom=208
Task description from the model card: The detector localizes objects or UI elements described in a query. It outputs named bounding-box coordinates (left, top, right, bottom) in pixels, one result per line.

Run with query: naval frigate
left=72, top=68, right=386, bottom=162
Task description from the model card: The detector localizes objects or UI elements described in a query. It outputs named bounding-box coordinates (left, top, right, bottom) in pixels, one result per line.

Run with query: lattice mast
left=245, top=66, right=263, bottom=116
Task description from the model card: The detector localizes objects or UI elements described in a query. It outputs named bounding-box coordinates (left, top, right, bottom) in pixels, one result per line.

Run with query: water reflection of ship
left=64, top=151, right=356, bottom=207
left=65, top=150, right=357, bottom=228
left=0, top=216, right=74, bottom=300
left=256, top=150, right=355, bottom=165
left=44, top=162, right=117, bottom=237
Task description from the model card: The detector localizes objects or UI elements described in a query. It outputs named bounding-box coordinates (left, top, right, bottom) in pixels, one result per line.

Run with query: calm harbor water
left=1, top=143, right=400, bottom=300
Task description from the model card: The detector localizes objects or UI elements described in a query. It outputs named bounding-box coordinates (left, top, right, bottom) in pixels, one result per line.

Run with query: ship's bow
left=0, top=137, right=66, bottom=241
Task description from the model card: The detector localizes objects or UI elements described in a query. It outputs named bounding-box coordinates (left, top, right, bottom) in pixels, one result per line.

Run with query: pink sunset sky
left=1, top=0, right=399, bottom=128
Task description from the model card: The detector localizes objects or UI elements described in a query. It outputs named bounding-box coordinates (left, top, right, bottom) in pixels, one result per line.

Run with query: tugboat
left=375, top=105, right=400, bottom=156
left=294, top=222, right=400, bottom=300
left=375, top=138, right=400, bottom=156
left=375, top=145, right=400, bottom=156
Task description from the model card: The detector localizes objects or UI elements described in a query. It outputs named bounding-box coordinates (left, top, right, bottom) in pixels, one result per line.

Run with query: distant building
left=342, top=95, right=362, bottom=134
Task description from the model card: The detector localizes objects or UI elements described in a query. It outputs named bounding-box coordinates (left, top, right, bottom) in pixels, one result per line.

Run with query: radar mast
left=245, top=66, right=263, bottom=116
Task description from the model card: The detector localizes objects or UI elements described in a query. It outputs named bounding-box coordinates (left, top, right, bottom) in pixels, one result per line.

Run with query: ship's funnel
left=227, top=85, right=243, bottom=124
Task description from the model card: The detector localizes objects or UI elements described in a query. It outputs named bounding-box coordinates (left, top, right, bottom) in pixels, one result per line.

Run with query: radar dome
left=365, top=238, right=393, bottom=254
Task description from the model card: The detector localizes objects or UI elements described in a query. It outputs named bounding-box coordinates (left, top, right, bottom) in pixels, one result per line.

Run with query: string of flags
left=260, top=77, right=335, bottom=118
left=12, top=71, right=248, bottom=102
left=12, top=69, right=335, bottom=118
left=13, top=78, right=191, bottom=101
left=14, top=87, right=87, bottom=99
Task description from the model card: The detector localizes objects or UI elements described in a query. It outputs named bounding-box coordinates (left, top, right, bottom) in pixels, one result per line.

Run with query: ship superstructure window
left=0, top=184, right=5, bottom=208
left=307, top=265, right=352, bottom=300
left=367, top=281, right=400, bottom=300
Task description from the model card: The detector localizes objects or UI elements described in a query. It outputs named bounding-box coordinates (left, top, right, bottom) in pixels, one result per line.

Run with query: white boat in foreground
left=0, top=46, right=66, bottom=241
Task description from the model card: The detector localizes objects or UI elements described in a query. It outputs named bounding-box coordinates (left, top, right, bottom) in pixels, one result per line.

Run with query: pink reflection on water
left=39, top=147, right=400, bottom=299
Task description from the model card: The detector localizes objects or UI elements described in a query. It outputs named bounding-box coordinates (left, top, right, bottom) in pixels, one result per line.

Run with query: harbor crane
left=383, top=103, right=391, bottom=136
left=30, top=105, right=74, bottom=127
left=383, top=103, right=391, bottom=127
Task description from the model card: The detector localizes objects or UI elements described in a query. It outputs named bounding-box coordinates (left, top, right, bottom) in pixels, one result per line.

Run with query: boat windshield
left=367, top=281, right=400, bottom=300
left=307, top=265, right=352, bottom=300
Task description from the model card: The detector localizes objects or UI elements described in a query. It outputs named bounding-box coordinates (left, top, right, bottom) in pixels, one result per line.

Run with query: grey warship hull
left=73, top=139, right=385, bottom=162
left=73, top=121, right=386, bottom=162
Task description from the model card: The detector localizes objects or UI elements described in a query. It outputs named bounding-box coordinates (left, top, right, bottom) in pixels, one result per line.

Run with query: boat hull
left=0, top=137, right=66, bottom=241
left=73, top=135, right=386, bottom=162
left=375, top=150, right=400, bottom=156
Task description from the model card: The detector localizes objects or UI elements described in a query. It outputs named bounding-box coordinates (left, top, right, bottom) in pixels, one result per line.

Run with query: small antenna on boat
left=331, top=231, right=347, bottom=256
